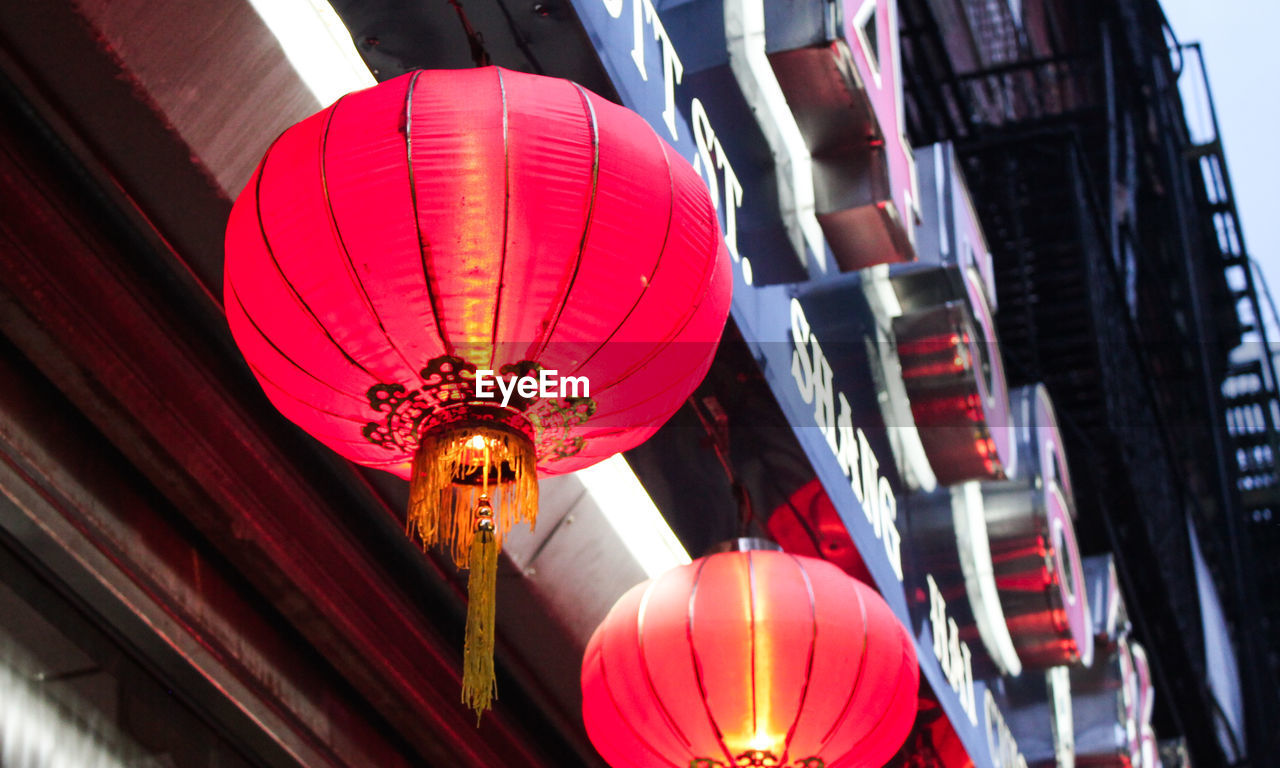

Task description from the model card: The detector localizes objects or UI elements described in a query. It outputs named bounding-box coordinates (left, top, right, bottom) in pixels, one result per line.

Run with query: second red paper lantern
left=582, top=549, right=919, bottom=768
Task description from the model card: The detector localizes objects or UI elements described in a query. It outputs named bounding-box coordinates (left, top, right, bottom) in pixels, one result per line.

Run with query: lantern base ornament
left=407, top=405, right=537, bottom=717
left=407, top=406, right=538, bottom=567
left=689, top=753, right=826, bottom=768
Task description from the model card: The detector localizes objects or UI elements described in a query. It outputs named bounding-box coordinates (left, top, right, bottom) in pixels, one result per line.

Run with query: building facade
left=0, top=0, right=1272, bottom=766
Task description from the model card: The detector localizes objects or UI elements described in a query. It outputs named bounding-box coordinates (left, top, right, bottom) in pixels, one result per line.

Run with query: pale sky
left=1159, top=0, right=1280, bottom=339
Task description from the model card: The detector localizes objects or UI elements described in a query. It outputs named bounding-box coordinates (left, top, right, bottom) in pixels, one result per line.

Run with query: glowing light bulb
left=748, top=732, right=782, bottom=757
left=467, top=434, right=487, bottom=450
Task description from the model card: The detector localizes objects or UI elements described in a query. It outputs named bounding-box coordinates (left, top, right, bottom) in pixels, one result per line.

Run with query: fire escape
left=897, top=0, right=1278, bottom=764
left=1177, top=37, right=1280, bottom=654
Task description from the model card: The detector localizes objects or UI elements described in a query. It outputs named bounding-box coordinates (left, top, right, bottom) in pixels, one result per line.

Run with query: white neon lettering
left=790, top=298, right=814, bottom=401
left=811, top=337, right=836, bottom=451
left=860, top=428, right=878, bottom=526
left=930, top=573, right=979, bottom=726
left=986, top=688, right=1029, bottom=768
left=719, top=149, right=743, bottom=260
left=928, top=575, right=947, bottom=662
left=652, top=12, right=684, bottom=140
left=691, top=98, right=743, bottom=262
left=836, top=393, right=859, bottom=487
left=626, top=0, right=685, bottom=140
left=879, top=475, right=901, bottom=579
left=630, top=0, right=647, bottom=79
left=692, top=99, right=719, bottom=202
left=790, top=299, right=902, bottom=582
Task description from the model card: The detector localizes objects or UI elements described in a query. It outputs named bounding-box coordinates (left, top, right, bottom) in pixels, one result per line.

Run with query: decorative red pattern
left=581, top=551, right=918, bottom=768
left=224, top=67, right=731, bottom=478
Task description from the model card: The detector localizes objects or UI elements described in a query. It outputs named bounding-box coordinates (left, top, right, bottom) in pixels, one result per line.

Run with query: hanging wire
left=688, top=395, right=756, bottom=537
left=447, top=0, right=492, bottom=67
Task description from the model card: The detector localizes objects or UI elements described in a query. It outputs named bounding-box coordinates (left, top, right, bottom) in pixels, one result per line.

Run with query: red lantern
left=224, top=67, right=732, bottom=714
left=581, top=549, right=919, bottom=768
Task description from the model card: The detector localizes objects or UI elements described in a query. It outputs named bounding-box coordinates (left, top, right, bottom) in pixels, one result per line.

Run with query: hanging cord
left=688, top=395, right=756, bottom=537
left=447, top=0, right=492, bottom=67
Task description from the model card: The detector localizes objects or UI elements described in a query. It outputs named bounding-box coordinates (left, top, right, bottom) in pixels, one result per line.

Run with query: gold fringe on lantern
left=406, top=413, right=537, bottom=720
left=406, top=419, right=538, bottom=568
left=462, top=500, right=499, bottom=719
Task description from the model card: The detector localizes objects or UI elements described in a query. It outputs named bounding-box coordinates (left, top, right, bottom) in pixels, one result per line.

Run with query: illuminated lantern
left=766, top=479, right=874, bottom=584
left=224, top=67, right=732, bottom=714
left=581, top=546, right=919, bottom=768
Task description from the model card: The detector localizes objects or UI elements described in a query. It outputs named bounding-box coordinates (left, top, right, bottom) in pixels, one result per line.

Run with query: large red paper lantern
left=582, top=549, right=919, bottom=768
left=224, top=67, right=731, bottom=713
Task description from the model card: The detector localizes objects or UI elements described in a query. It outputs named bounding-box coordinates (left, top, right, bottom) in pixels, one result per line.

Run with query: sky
left=1158, top=0, right=1280, bottom=339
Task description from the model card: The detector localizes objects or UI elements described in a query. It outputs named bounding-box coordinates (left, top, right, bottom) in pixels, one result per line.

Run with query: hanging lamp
left=581, top=541, right=919, bottom=768
left=223, top=67, right=732, bottom=717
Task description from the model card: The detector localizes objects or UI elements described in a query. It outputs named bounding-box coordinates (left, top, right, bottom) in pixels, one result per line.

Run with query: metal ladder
left=1177, top=43, right=1280, bottom=518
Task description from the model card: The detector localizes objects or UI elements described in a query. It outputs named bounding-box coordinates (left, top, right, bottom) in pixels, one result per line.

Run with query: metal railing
left=1175, top=42, right=1280, bottom=516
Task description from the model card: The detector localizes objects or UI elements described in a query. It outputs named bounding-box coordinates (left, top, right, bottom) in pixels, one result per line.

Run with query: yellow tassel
left=462, top=501, right=499, bottom=720
left=407, top=419, right=538, bottom=568
left=406, top=413, right=537, bottom=722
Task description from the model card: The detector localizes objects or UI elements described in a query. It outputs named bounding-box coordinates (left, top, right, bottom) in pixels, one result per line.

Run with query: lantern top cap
left=707, top=538, right=782, bottom=554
